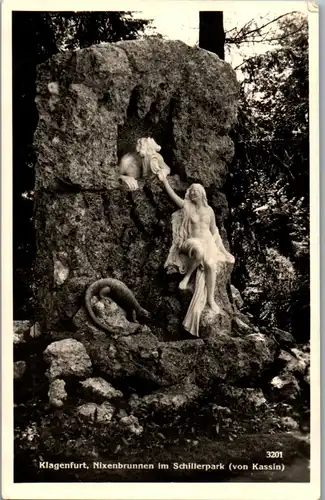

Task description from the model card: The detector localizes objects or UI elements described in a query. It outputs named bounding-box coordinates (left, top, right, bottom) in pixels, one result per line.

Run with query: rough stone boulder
left=289, top=346, right=310, bottom=376
left=62, top=327, right=276, bottom=392
left=266, top=346, right=310, bottom=403
left=130, top=380, right=204, bottom=420
left=80, top=377, right=123, bottom=403
left=264, top=326, right=296, bottom=350
left=195, top=332, right=277, bottom=388
left=43, top=338, right=92, bottom=381
left=119, top=415, right=143, bottom=436
left=77, top=401, right=115, bottom=424
left=213, top=385, right=267, bottom=412
left=79, top=332, right=202, bottom=389
left=86, top=331, right=164, bottom=389
left=13, top=321, right=30, bottom=344
left=33, top=38, right=239, bottom=339
left=48, top=379, right=68, bottom=407
left=269, top=373, right=301, bottom=402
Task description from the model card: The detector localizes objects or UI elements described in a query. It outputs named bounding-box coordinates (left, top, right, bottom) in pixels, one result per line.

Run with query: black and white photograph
left=2, top=0, right=320, bottom=497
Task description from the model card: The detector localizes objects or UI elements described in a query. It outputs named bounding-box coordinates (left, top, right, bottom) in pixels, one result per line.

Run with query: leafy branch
left=226, top=12, right=301, bottom=47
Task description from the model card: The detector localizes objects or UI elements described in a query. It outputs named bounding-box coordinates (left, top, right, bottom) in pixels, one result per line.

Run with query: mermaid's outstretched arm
left=158, top=170, right=184, bottom=209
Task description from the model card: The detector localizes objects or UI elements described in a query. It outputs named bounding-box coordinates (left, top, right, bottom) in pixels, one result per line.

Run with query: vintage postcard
left=1, top=0, right=320, bottom=498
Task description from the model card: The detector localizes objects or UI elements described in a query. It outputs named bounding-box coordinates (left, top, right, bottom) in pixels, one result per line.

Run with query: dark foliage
left=226, top=13, right=309, bottom=340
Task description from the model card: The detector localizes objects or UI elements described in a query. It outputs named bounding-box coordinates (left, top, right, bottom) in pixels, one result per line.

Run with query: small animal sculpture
left=118, top=151, right=143, bottom=190
left=118, top=137, right=170, bottom=191
left=85, top=278, right=150, bottom=333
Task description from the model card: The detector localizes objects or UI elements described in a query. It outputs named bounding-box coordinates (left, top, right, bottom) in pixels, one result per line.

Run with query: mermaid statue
left=156, top=169, right=235, bottom=337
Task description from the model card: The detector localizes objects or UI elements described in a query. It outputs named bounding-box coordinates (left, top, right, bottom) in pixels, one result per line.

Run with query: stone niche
left=33, top=38, right=240, bottom=340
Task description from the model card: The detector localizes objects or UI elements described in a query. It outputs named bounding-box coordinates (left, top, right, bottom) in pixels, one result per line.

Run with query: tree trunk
left=199, top=11, right=225, bottom=60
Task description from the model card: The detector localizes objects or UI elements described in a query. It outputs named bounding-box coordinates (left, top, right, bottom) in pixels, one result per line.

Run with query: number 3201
left=266, top=451, right=283, bottom=458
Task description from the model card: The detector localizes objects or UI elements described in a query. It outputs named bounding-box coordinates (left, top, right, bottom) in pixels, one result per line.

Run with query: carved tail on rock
left=85, top=278, right=150, bottom=333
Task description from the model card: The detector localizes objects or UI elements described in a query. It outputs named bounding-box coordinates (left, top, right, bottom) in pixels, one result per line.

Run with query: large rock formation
left=34, top=38, right=239, bottom=339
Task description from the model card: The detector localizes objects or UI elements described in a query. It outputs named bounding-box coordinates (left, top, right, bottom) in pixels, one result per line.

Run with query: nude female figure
left=157, top=170, right=234, bottom=313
